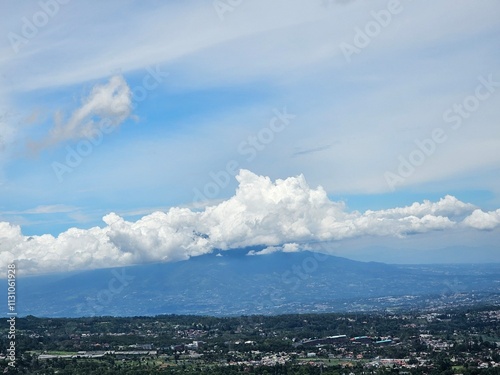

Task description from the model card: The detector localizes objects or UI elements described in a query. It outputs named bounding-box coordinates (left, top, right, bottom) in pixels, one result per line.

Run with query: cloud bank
left=1, top=170, right=498, bottom=275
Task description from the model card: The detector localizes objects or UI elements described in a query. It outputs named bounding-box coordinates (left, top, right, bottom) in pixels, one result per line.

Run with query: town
left=1, top=305, right=499, bottom=374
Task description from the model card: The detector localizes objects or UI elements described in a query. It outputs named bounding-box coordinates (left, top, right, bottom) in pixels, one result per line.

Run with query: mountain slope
left=9, top=249, right=500, bottom=317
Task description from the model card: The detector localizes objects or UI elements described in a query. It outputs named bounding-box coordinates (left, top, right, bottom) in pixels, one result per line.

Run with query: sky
left=0, top=0, right=499, bottom=275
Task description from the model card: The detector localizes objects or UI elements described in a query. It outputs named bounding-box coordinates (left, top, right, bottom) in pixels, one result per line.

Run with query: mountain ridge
left=6, top=249, right=500, bottom=318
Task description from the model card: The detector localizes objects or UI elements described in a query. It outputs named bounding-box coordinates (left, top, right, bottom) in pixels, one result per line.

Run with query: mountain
left=7, top=249, right=500, bottom=317
left=333, top=245, right=500, bottom=264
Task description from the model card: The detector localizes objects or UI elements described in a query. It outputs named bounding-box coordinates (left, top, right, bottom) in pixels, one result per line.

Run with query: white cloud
left=31, top=75, right=131, bottom=151
left=463, top=209, right=500, bottom=230
left=4, top=204, right=77, bottom=215
left=2, top=0, right=498, bottom=94
left=364, top=196, right=475, bottom=219
left=0, top=107, right=16, bottom=176
left=247, top=242, right=302, bottom=256
left=1, top=170, right=497, bottom=275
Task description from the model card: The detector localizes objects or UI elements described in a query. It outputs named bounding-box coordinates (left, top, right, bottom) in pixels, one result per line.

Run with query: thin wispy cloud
left=29, top=75, right=132, bottom=152
left=292, top=144, right=333, bottom=157
left=4, top=204, right=78, bottom=215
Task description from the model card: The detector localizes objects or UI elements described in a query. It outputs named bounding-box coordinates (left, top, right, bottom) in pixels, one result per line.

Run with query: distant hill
left=332, top=245, right=500, bottom=264
left=6, top=248, right=500, bottom=317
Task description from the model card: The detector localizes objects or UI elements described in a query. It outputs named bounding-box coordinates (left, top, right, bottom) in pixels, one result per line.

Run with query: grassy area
left=296, top=357, right=359, bottom=367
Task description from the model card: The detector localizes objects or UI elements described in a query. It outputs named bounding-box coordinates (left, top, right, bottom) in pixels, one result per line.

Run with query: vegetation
left=1, top=305, right=499, bottom=374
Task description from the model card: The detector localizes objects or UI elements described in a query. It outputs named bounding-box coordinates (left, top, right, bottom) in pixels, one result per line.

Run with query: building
left=352, top=336, right=373, bottom=344
left=301, top=335, right=348, bottom=347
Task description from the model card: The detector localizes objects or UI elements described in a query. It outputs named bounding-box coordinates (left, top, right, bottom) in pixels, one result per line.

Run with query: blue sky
left=1, top=0, right=499, bottom=274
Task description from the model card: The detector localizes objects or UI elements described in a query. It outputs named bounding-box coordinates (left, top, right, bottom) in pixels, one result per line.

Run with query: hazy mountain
left=334, top=245, right=500, bottom=264
left=7, top=249, right=500, bottom=317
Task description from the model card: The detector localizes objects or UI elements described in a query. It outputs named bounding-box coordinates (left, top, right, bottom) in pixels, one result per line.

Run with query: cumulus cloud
left=31, top=75, right=132, bottom=151
left=247, top=243, right=301, bottom=256
left=1, top=170, right=498, bottom=275
left=364, top=196, right=476, bottom=219
left=463, top=209, right=500, bottom=230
